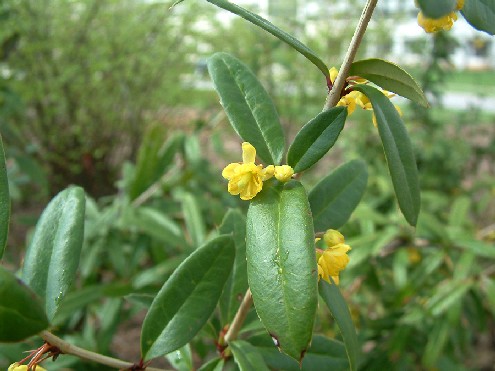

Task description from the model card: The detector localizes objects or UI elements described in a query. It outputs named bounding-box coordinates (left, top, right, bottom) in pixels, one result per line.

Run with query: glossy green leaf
left=218, top=209, right=248, bottom=324
left=287, top=107, right=347, bottom=173
left=251, top=334, right=348, bottom=371
left=354, top=84, right=421, bottom=226
left=0, top=134, right=9, bottom=258
left=417, top=0, right=456, bottom=18
left=205, top=0, right=329, bottom=80
left=179, top=191, right=206, bottom=248
left=207, top=52, right=284, bottom=164
left=349, top=59, right=428, bottom=107
left=461, top=0, right=495, bottom=35
left=141, top=235, right=235, bottom=360
left=246, top=180, right=317, bottom=361
left=0, top=266, right=49, bottom=342
left=230, top=340, right=270, bottom=371
left=22, top=187, right=86, bottom=321
left=319, top=280, right=359, bottom=371
left=309, top=160, right=368, bottom=232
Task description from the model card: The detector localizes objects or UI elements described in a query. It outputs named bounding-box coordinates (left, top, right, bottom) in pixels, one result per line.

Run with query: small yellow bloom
left=317, top=229, right=351, bottom=285
left=274, top=165, right=294, bottom=182
left=222, top=142, right=274, bottom=200
left=9, top=363, right=47, bottom=371
left=336, top=92, right=359, bottom=115
left=416, top=0, right=464, bottom=33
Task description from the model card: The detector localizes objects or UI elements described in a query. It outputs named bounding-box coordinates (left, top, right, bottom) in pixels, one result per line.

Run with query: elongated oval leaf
left=354, top=85, right=421, bottom=226
left=208, top=52, right=284, bottom=164
left=349, top=59, right=428, bottom=107
left=218, top=209, right=248, bottom=324
left=205, top=0, right=329, bottom=80
left=319, top=280, right=359, bottom=371
left=287, top=107, right=347, bottom=173
left=0, top=266, right=49, bottom=342
left=22, top=187, right=86, bottom=321
left=309, top=160, right=368, bottom=232
left=247, top=180, right=317, bottom=362
left=141, top=235, right=235, bottom=360
left=461, top=0, right=495, bottom=35
left=417, top=0, right=456, bottom=18
left=230, top=340, right=270, bottom=371
left=0, top=134, right=9, bottom=258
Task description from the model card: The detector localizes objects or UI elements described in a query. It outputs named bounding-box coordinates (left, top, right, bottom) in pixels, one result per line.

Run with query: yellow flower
left=317, top=229, right=351, bottom=285
left=222, top=142, right=274, bottom=200
left=274, top=165, right=294, bottom=182
left=329, top=67, right=402, bottom=126
left=416, top=0, right=464, bottom=33
left=9, top=363, right=47, bottom=371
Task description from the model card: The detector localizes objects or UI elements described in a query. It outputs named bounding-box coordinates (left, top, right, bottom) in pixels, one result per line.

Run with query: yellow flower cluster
left=222, top=142, right=294, bottom=200
left=9, top=363, right=47, bottom=371
left=416, top=0, right=464, bottom=33
left=330, top=67, right=402, bottom=127
left=317, top=229, right=351, bottom=285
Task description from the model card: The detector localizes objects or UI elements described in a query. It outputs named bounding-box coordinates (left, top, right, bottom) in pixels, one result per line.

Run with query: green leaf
left=416, top=0, right=456, bottom=18
left=287, top=107, right=347, bottom=173
left=319, top=280, right=359, bottom=371
left=0, top=266, right=49, bottom=342
left=230, top=340, right=270, bottom=371
left=354, top=84, right=421, bottom=226
left=178, top=191, right=206, bottom=248
left=246, top=180, right=317, bottom=361
left=165, top=344, right=193, bottom=371
left=461, top=0, right=495, bottom=35
left=204, top=0, right=329, bottom=80
left=309, top=160, right=368, bottom=232
left=426, top=280, right=472, bottom=317
left=0, top=134, right=9, bottom=258
left=128, top=126, right=183, bottom=200
left=208, top=52, right=285, bottom=164
left=251, top=334, right=348, bottom=371
left=22, top=187, right=86, bottom=321
left=218, top=209, right=248, bottom=324
left=123, top=206, right=187, bottom=248
left=198, top=357, right=225, bottom=371
left=141, top=235, right=235, bottom=360
left=349, top=59, right=428, bottom=107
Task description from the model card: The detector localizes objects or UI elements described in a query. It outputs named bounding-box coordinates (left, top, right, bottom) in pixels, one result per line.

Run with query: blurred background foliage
left=1, top=0, right=495, bottom=370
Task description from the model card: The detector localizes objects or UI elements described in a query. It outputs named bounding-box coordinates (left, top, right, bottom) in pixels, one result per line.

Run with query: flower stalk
left=224, top=289, right=253, bottom=343
left=324, top=0, right=379, bottom=111
left=39, top=331, right=168, bottom=371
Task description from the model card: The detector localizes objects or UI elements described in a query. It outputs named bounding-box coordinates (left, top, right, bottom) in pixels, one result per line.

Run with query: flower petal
left=242, top=142, right=256, bottom=164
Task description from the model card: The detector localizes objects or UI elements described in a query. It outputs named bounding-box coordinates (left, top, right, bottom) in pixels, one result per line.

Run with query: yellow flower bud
left=9, top=364, right=47, bottom=371
left=274, top=165, right=294, bottom=182
left=323, top=229, right=345, bottom=247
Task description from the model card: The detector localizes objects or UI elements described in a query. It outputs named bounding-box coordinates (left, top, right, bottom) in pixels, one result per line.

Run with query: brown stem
left=39, top=331, right=168, bottom=371
left=323, top=0, right=379, bottom=111
left=224, top=289, right=253, bottom=343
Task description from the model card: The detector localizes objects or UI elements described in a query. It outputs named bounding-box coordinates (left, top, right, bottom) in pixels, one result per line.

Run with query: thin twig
left=224, top=289, right=253, bottom=343
left=39, top=331, right=168, bottom=371
left=323, top=0, right=379, bottom=111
